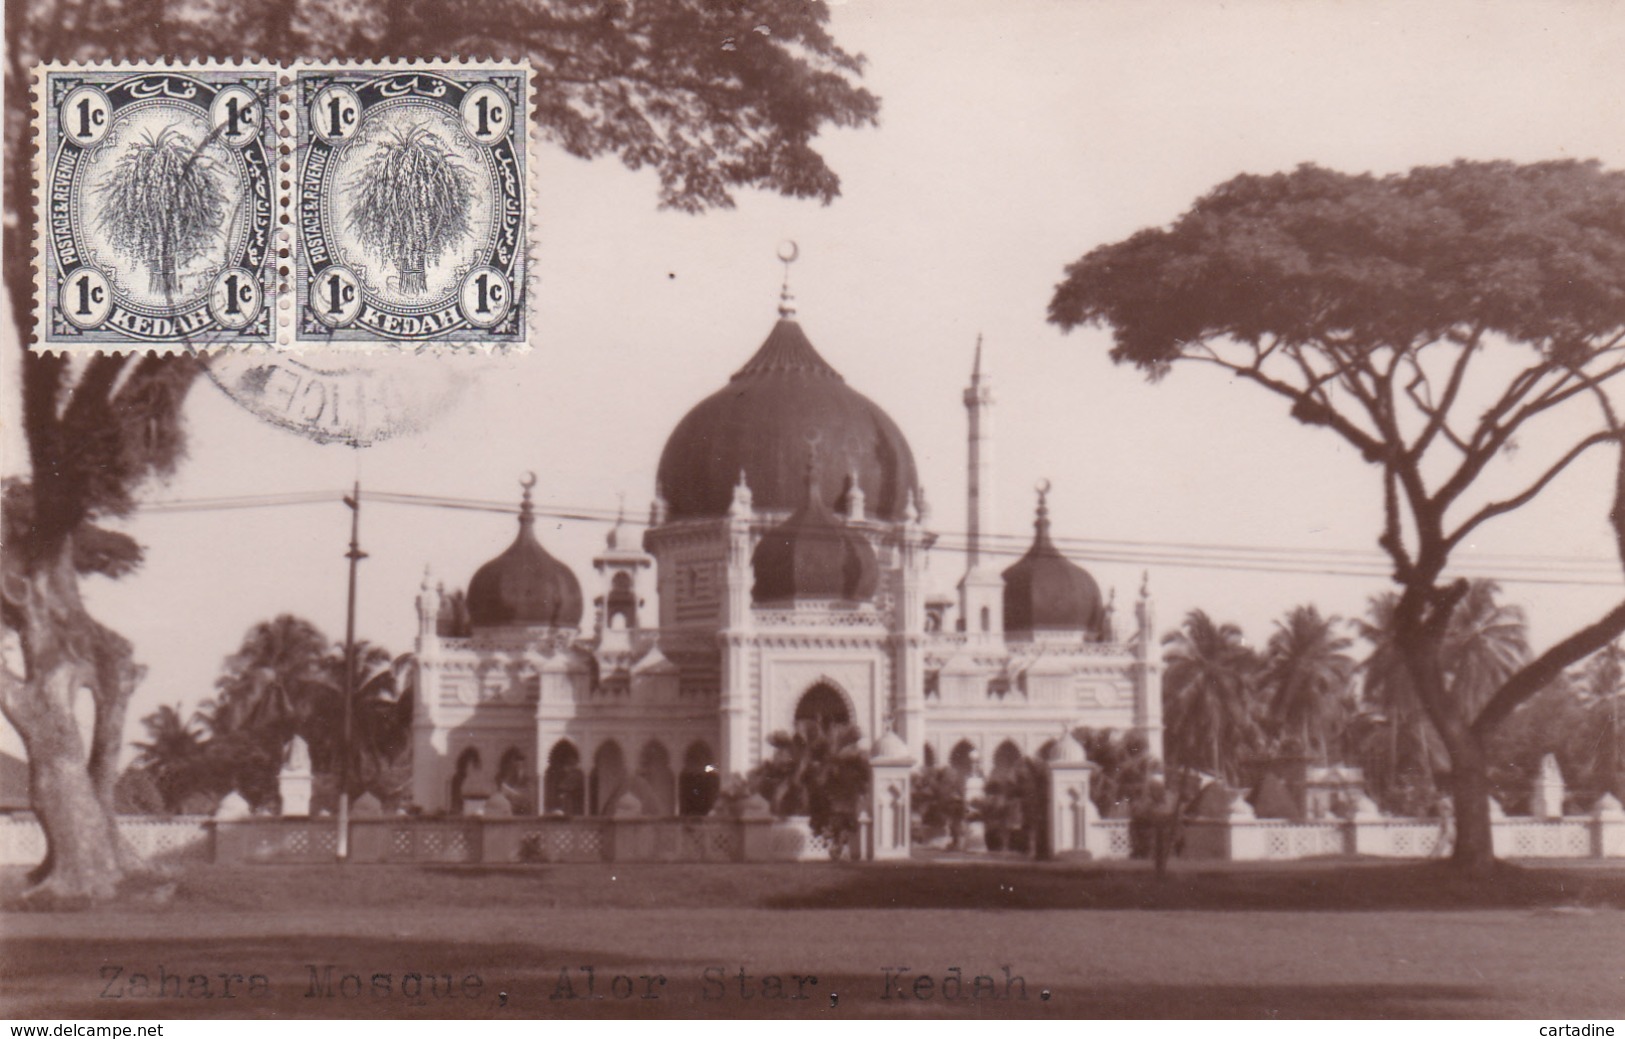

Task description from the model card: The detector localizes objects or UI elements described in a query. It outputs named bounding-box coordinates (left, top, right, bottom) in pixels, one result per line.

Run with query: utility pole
left=337, top=480, right=366, bottom=862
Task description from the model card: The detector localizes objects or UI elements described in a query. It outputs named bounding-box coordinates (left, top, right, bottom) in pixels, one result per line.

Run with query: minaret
left=959, top=335, right=1004, bottom=638
left=592, top=499, right=652, bottom=635
left=1134, top=571, right=1164, bottom=762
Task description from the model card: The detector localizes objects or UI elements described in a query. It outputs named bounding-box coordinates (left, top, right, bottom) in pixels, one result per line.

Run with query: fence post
left=1593, top=794, right=1624, bottom=859
left=869, top=731, right=915, bottom=860
left=1047, top=734, right=1094, bottom=859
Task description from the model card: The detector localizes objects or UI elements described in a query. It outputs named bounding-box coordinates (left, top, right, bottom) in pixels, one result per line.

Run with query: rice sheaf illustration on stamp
left=296, top=66, right=528, bottom=345
left=40, top=67, right=277, bottom=348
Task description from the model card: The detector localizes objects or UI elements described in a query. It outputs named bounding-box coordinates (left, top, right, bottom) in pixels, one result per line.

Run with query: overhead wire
left=132, top=486, right=1619, bottom=589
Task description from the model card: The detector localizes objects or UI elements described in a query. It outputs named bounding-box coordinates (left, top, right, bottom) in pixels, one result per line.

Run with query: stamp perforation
left=29, top=58, right=535, bottom=357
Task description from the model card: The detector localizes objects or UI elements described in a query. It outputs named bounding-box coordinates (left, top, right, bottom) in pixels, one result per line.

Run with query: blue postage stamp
left=36, top=65, right=278, bottom=349
left=296, top=64, right=529, bottom=346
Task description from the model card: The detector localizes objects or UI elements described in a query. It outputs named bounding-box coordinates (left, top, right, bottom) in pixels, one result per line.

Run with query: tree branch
left=1445, top=431, right=1615, bottom=551
left=1407, top=330, right=1480, bottom=461
left=1473, top=600, right=1625, bottom=736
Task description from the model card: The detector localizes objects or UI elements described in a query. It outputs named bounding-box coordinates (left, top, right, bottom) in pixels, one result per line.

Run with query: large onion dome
left=656, top=318, right=919, bottom=521
left=466, top=478, right=584, bottom=629
left=752, top=464, right=879, bottom=604
left=1002, top=483, right=1103, bottom=638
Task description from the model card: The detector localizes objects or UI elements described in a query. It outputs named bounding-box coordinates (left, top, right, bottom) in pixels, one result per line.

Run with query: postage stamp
left=295, top=64, right=529, bottom=346
left=35, top=64, right=278, bottom=349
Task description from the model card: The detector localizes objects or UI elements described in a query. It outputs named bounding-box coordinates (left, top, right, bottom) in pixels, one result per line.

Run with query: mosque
left=408, top=282, right=1164, bottom=817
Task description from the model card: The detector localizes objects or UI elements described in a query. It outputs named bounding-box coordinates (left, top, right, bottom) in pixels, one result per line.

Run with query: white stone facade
left=408, top=326, right=1164, bottom=816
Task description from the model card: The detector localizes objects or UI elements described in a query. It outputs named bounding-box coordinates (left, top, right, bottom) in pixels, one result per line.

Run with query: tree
left=1050, top=161, right=1625, bottom=871
left=305, top=642, right=415, bottom=809
left=213, top=615, right=334, bottom=740
left=98, top=127, right=229, bottom=294
left=1570, top=641, right=1624, bottom=801
left=4, top=0, right=878, bottom=900
left=1073, top=727, right=1158, bottom=816
left=348, top=126, right=474, bottom=294
left=1350, top=591, right=1445, bottom=813
left=1161, top=609, right=1262, bottom=785
left=911, top=765, right=968, bottom=848
left=1352, top=582, right=1530, bottom=814
left=1261, top=605, right=1356, bottom=763
left=972, top=754, right=1050, bottom=857
left=749, top=721, right=871, bottom=857
left=130, top=704, right=206, bottom=811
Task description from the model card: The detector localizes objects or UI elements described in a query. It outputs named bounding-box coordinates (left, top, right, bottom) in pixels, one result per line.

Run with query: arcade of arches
left=407, top=309, right=1162, bottom=816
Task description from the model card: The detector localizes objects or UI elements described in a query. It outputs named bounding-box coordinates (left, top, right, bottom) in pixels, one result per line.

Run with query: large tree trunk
left=1395, top=603, right=1500, bottom=873
left=1448, top=735, right=1496, bottom=872
left=0, top=546, right=145, bottom=900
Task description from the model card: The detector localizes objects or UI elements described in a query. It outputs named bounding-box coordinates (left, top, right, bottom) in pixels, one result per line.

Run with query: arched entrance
left=590, top=740, right=626, bottom=815
left=496, top=747, right=531, bottom=813
left=449, top=747, right=482, bottom=814
left=794, top=682, right=850, bottom=732
left=634, top=740, right=676, bottom=816
left=991, top=739, right=1025, bottom=784
left=949, top=739, right=976, bottom=778
left=679, top=741, right=721, bottom=816
left=542, top=740, right=585, bottom=815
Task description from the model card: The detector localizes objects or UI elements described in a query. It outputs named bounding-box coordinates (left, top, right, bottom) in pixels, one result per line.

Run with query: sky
left=4, top=0, right=1623, bottom=760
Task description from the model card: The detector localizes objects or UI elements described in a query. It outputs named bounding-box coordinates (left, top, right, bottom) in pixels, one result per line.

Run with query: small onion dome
left=1054, top=732, right=1089, bottom=765
left=1002, top=482, right=1103, bottom=637
left=871, top=730, right=909, bottom=761
left=467, top=478, right=584, bottom=629
left=656, top=318, right=920, bottom=521
left=752, top=464, right=879, bottom=604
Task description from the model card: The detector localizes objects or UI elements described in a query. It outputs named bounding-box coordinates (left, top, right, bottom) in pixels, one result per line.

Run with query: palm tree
left=214, top=615, right=334, bottom=740
left=1444, top=581, right=1530, bottom=719
left=1073, top=727, right=1158, bottom=816
left=912, top=765, right=968, bottom=848
left=1261, top=605, right=1356, bottom=763
left=1570, top=641, right=1623, bottom=801
left=1162, top=610, right=1262, bottom=785
left=750, top=721, right=871, bottom=854
left=131, top=704, right=206, bottom=811
left=1354, top=581, right=1530, bottom=813
left=299, top=642, right=415, bottom=806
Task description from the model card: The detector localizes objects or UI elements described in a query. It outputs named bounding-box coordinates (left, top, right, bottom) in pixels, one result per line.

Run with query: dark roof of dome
left=467, top=490, right=584, bottom=629
left=1002, top=489, right=1102, bottom=635
left=656, top=319, right=919, bottom=521
left=752, top=468, right=879, bottom=604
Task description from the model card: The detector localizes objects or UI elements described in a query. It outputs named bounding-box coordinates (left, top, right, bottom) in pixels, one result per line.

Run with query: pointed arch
left=991, top=739, right=1024, bottom=783
left=679, top=740, right=721, bottom=816
left=450, top=747, right=483, bottom=815
left=590, top=740, right=626, bottom=815
left=949, top=739, right=976, bottom=777
left=543, top=739, right=585, bottom=815
left=634, top=739, right=675, bottom=816
left=795, top=681, right=851, bottom=731
left=496, top=746, right=532, bottom=815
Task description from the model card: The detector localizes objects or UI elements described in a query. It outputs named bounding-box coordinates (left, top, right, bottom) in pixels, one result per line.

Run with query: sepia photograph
left=3, top=0, right=1625, bottom=1024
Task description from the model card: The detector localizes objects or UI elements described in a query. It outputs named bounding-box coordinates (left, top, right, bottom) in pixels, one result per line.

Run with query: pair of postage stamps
left=35, top=62, right=530, bottom=353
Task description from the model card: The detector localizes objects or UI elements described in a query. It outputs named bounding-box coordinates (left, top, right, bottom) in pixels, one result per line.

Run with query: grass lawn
left=3, top=857, right=1623, bottom=1019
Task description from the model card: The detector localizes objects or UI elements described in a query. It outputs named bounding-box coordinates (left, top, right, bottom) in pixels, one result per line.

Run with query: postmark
left=35, top=64, right=278, bottom=350
left=295, top=64, right=529, bottom=346
left=205, top=349, right=480, bottom=447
